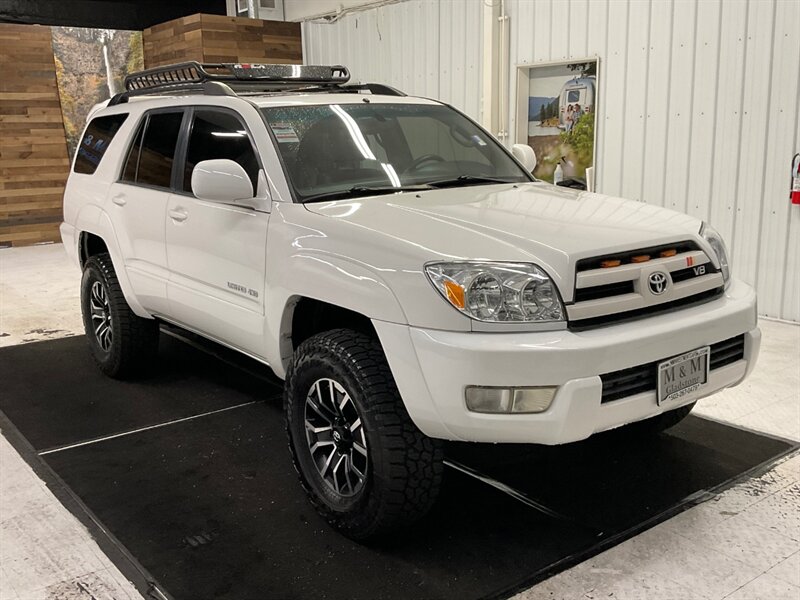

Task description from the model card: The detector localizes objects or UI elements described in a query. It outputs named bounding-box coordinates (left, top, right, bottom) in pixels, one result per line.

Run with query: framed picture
left=515, top=58, right=599, bottom=188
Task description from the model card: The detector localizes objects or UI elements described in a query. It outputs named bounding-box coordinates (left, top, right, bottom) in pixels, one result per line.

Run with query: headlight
left=425, top=262, right=565, bottom=322
left=700, top=223, right=731, bottom=287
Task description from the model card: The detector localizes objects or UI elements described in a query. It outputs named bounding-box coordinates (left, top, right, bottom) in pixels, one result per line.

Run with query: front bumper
left=375, top=278, right=759, bottom=444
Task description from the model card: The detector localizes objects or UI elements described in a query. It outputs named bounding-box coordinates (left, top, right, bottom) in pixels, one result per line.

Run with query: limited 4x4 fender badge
left=227, top=282, right=259, bottom=298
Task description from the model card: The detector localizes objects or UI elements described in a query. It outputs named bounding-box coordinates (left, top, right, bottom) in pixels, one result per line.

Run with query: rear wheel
left=285, top=329, right=443, bottom=540
left=625, top=402, right=696, bottom=435
left=80, top=253, right=159, bottom=378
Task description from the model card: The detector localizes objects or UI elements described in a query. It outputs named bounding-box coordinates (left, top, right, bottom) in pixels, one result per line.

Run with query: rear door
left=107, top=109, right=186, bottom=314
left=165, top=107, right=270, bottom=355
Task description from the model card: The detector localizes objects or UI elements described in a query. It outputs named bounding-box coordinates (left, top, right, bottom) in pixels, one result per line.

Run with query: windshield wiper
left=302, top=185, right=434, bottom=203
left=426, top=175, right=520, bottom=188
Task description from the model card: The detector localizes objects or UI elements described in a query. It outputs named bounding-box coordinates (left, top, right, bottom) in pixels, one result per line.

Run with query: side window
left=136, top=112, right=183, bottom=189
left=74, top=113, right=128, bottom=174
left=182, top=110, right=259, bottom=193
left=120, top=112, right=182, bottom=188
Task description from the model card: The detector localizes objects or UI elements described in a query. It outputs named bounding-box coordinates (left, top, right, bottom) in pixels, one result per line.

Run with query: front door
left=165, top=108, right=269, bottom=356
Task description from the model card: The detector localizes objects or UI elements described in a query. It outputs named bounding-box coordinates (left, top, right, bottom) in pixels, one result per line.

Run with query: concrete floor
left=1, top=243, right=798, bottom=600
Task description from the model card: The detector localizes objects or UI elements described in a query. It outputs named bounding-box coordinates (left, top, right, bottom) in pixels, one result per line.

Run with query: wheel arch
left=73, top=206, right=150, bottom=318
left=277, top=296, right=379, bottom=377
left=268, top=252, right=408, bottom=378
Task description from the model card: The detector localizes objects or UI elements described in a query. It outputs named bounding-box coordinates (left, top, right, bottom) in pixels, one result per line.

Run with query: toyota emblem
left=648, top=272, right=668, bottom=295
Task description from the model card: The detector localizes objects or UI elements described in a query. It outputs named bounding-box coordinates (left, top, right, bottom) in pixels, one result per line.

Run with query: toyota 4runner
left=61, top=63, right=759, bottom=540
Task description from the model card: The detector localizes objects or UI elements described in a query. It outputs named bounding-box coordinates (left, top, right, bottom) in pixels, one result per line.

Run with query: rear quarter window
left=74, top=114, right=129, bottom=175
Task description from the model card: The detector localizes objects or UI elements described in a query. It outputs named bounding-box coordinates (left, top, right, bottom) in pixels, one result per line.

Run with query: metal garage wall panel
left=620, top=0, right=650, bottom=202
left=641, top=0, right=673, bottom=208
left=303, top=0, right=800, bottom=320
left=732, top=0, right=776, bottom=291
left=600, top=0, right=629, bottom=198
left=759, top=1, right=800, bottom=320
left=685, top=0, right=721, bottom=222
left=663, top=1, right=697, bottom=216
left=707, top=0, right=748, bottom=246
left=567, top=0, right=589, bottom=59
left=303, top=0, right=480, bottom=117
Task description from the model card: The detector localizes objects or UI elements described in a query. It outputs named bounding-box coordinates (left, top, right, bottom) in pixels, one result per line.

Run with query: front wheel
left=80, top=253, right=159, bottom=379
left=285, top=329, right=443, bottom=540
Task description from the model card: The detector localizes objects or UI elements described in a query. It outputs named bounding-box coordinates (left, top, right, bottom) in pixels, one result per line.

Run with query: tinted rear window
left=74, top=114, right=128, bottom=175
left=120, top=111, right=183, bottom=189
left=136, top=112, right=183, bottom=188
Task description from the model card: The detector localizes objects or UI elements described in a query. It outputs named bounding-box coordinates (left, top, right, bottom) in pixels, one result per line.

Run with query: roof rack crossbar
left=123, top=62, right=351, bottom=93
left=107, top=62, right=406, bottom=105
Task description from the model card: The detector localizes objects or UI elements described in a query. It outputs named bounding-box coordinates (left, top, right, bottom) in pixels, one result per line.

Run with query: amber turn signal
left=600, top=259, right=621, bottom=268
left=443, top=280, right=465, bottom=309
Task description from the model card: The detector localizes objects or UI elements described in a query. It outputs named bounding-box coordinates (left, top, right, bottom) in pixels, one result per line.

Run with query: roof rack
left=108, top=61, right=405, bottom=105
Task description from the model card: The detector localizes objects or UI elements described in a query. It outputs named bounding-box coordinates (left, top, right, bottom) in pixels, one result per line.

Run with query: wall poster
left=517, top=59, right=598, bottom=187
left=51, top=27, right=144, bottom=159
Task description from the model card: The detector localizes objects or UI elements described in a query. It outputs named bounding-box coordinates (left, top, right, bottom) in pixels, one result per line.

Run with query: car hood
left=303, top=181, right=703, bottom=292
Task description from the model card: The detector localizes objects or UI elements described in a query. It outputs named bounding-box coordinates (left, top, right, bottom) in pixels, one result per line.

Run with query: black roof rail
left=107, top=61, right=406, bottom=105
left=342, top=83, right=407, bottom=97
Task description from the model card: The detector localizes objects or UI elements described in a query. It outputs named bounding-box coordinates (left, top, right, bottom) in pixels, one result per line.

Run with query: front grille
left=600, top=334, right=745, bottom=403
left=569, top=241, right=723, bottom=329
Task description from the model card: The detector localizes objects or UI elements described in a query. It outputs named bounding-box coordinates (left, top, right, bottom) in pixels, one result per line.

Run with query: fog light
left=465, top=387, right=512, bottom=413
left=511, top=388, right=557, bottom=413
left=465, top=386, right=557, bottom=414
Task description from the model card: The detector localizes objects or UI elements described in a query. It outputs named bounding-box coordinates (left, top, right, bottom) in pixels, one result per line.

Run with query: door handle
left=169, top=208, right=188, bottom=222
left=111, top=195, right=127, bottom=206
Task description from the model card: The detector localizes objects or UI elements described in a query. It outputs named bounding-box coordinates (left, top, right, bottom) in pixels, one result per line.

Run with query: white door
left=165, top=108, right=269, bottom=356
left=108, top=109, right=186, bottom=315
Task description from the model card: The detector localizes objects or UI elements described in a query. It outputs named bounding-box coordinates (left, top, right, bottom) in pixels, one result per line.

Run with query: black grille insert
left=574, top=280, right=635, bottom=303
left=569, top=288, right=724, bottom=331
left=600, top=334, right=745, bottom=403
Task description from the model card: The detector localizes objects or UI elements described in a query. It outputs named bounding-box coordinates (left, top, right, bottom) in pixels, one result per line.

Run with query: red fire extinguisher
left=792, top=153, right=800, bottom=205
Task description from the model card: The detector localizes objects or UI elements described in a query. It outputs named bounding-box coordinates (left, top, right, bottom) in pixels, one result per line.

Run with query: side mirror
left=191, top=159, right=254, bottom=204
left=512, top=144, right=537, bottom=173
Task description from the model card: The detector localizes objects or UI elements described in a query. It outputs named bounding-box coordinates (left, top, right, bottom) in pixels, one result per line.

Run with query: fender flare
left=74, top=205, right=151, bottom=318
left=267, top=252, right=407, bottom=377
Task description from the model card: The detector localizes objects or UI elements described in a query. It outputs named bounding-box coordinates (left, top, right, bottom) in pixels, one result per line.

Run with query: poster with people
left=526, top=60, right=597, bottom=185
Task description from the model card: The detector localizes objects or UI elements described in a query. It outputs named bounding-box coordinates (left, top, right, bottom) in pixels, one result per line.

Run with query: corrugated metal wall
left=303, top=0, right=800, bottom=321
left=303, top=0, right=484, bottom=124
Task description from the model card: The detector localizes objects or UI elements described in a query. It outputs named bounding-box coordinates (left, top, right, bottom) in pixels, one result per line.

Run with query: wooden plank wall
left=0, top=24, right=69, bottom=247
left=143, top=13, right=302, bottom=68
left=0, top=14, right=301, bottom=248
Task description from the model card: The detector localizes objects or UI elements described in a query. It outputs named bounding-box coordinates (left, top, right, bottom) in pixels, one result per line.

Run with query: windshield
left=262, top=103, right=530, bottom=202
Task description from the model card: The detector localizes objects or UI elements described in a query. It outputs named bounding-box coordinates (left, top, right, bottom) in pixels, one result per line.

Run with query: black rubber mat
left=0, top=335, right=795, bottom=600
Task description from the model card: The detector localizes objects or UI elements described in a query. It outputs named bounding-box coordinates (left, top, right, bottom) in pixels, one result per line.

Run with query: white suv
left=61, top=63, right=759, bottom=539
